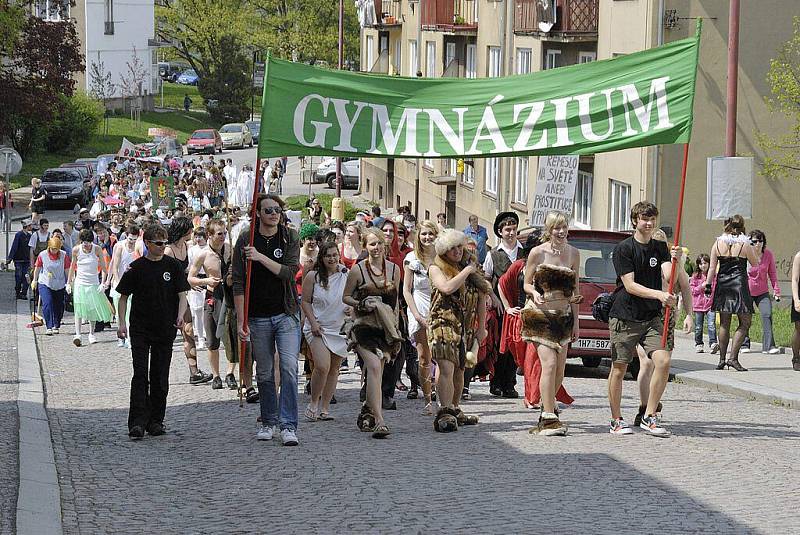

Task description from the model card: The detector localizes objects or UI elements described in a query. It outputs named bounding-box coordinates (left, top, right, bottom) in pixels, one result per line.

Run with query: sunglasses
left=147, top=240, right=168, bottom=247
left=261, top=206, right=283, bottom=215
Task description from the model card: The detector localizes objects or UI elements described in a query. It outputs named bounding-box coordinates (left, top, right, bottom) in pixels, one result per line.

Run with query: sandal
left=318, top=412, right=334, bottom=421
left=395, top=382, right=408, bottom=392
left=372, top=423, right=391, bottom=438
left=304, top=406, right=318, bottom=422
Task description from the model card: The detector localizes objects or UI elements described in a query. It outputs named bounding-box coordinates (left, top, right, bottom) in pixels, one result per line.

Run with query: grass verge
left=680, top=304, right=796, bottom=348
left=157, top=82, right=203, bottom=111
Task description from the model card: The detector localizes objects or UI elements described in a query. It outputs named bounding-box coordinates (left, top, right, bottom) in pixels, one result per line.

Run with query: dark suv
left=40, top=168, right=92, bottom=208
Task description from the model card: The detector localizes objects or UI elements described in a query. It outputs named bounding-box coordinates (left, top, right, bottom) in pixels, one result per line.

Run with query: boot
left=792, top=355, right=800, bottom=372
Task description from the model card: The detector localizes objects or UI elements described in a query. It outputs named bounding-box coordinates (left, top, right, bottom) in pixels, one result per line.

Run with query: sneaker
left=740, top=347, right=751, bottom=353
left=280, top=428, right=299, bottom=446
left=407, top=386, right=419, bottom=400
left=640, top=415, right=671, bottom=437
left=502, top=389, right=519, bottom=399
left=52, top=328, right=59, bottom=334
left=695, top=344, right=704, bottom=353
left=225, top=373, right=238, bottom=390
left=128, top=425, right=145, bottom=440
left=256, top=425, right=274, bottom=441
left=382, top=397, right=397, bottom=410
left=530, top=413, right=567, bottom=436
left=45, top=328, right=53, bottom=336
left=710, top=343, right=720, bottom=354
left=767, top=347, right=782, bottom=355
left=117, top=339, right=126, bottom=348
left=146, top=422, right=166, bottom=436
left=88, top=333, right=97, bottom=344
left=73, top=335, right=82, bottom=347
left=245, top=387, right=260, bottom=403
left=340, top=359, right=349, bottom=370
left=609, top=418, right=634, bottom=435
left=124, top=339, right=131, bottom=349
left=461, top=388, right=472, bottom=401
left=634, top=402, right=663, bottom=427
left=189, top=371, right=213, bottom=385
left=211, top=376, right=223, bottom=389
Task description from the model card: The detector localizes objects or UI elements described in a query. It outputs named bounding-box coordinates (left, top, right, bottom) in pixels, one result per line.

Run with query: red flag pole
left=239, top=159, right=262, bottom=406
left=661, top=143, right=690, bottom=347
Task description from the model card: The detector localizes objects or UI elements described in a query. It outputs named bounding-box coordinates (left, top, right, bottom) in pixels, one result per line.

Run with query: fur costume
left=520, top=264, right=580, bottom=350
left=434, top=407, right=459, bottom=432
left=357, top=402, right=376, bottom=431
left=342, top=295, right=403, bottom=356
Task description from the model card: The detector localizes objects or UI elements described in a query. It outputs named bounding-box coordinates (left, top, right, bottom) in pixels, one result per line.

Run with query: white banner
left=530, top=155, right=580, bottom=226
left=706, top=157, right=753, bottom=220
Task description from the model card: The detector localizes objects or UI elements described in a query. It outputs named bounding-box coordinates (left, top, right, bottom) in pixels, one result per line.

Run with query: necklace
left=550, top=242, right=565, bottom=256
left=365, top=257, right=389, bottom=288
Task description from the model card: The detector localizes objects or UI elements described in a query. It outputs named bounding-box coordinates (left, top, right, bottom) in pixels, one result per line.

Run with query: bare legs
left=646, top=350, right=671, bottom=416
left=182, top=320, right=199, bottom=374
left=607, top=362, right=627, bottom=420
left=436, top=360, right=455, bottom=410
left=357, top=347, right=385, bottom=426
left=415, top=329, right=433, bottom=403
left=537, top=344, right=567, bottom=415
left=308, top=337, right=343, bottom=414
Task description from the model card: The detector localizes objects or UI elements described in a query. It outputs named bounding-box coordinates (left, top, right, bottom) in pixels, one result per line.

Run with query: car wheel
left=326, top=174, right=336, bottom=189
left=249, top=139, right=253, bottom=148
left=581, top=356, right=602, bottom=368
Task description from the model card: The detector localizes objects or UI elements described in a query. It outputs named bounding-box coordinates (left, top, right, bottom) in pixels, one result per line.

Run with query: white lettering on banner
left=289, top=77, right=674, bottom=156
left=293, top=94, right=332, bottom=147
left=529, top=155, right=580, bottom=226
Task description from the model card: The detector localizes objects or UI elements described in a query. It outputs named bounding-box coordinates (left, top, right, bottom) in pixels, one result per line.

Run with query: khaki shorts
left=609, top=311, right=675, bottom=364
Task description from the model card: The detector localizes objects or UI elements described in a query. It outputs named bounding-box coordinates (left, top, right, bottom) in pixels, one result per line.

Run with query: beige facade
left=360, top=0, right=800, bottom=283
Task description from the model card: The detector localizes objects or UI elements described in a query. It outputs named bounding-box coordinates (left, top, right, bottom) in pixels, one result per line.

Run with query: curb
left=673, top=370, right=800, bottom=410
left=15, top=300, right=63, bottom=534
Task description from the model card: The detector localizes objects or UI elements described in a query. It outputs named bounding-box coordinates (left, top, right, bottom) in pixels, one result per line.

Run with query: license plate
left=52, top=194, right=67, bottom=199
left=574, top=338, right=610, bottom=351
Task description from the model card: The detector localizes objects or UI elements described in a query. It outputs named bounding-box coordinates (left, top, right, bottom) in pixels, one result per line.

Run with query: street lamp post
left=725, top=0, right=740, bottom=157
left=335, top=0, right=344, bottom=199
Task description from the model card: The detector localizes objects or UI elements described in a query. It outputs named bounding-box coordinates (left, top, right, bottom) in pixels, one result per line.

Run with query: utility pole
left=335, top=0, right=344, bottom=199
left=725, top=0, right=740, bottom=157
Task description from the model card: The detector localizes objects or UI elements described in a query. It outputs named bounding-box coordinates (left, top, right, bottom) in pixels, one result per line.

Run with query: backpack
left=591, top=286, right=622, bottom=323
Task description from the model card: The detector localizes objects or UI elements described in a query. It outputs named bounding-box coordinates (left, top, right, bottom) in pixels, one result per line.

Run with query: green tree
left=199, top=35, right=251, bottom=122
left=758, top=17, right=800, bottom=179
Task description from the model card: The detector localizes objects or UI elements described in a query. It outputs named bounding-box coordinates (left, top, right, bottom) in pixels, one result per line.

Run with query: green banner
left=259, top=23, right=701, bottom=160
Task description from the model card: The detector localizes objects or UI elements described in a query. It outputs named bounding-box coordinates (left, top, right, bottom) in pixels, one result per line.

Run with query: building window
left=409, top=40, right=418, bottom=76
left=545, top=49, right=561, bottom=70
left=516, top=48, right=532, bottom=75
left=513, top=157, right=528, bottom=205
left=609, top=179, right=631, bottom=231
left=445, top=42, right=456, bottom=70
left=573, top=170, right=593, bottom=226
left=485, top=158, right=499, bottom=195
left=393, top=38, right=402, bottom=74
left=378, top=184, right=384, bottom=200
left=426, top=41, right=436, bottom=77
left=425, top=210, right=430, bottom=220
left=424, top=157, right=434, bottom=169
left=488, top=46, right=501, bottom=78
left=466, top=44, right=477, bottom=79
left=365, top=35, right=374, bottom=71
left=36, top=0, right=69, bottom=21
left=463, top=162, right=475, bottom=187
left=578, top=51, right=596, bottom=63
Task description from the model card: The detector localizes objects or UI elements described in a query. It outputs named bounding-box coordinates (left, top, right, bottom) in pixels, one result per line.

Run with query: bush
left=46, top=93, right=104, bottom=153
left=284, top=194, right=359, bottom=223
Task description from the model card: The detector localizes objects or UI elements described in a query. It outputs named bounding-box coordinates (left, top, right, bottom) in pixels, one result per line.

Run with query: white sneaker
left=256, top=425, right=274, bottom=441
left=53, top=328, right=59, bottom=334
left=609, top=418, right=634, bottom=435
left=280, top=428, right=299, bottom=446
left=88, top=334, right=97, bottom=345
left=73, top=335, right=82, bottom=347
left=45, top=328, right=53, bottom=336
left=694, top=344, right=704, bottom=353
left=768, top=347, right=781, bottom=355
left=740, top=347, right=751, bottom=353
left=640, top=415, right=671, bottom=437
left=710, top=343, right=720, bottom=354
left=117, top=339, right=126, bottom=348
left=124, top=339, right=131, bottom=349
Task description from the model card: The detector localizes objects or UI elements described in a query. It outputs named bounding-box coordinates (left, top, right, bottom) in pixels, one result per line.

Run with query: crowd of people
left=6, top=153, right=800, bottom=446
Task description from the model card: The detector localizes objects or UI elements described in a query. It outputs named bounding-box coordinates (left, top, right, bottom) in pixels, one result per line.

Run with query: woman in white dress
left=402, top=220, right=438, bottom=414
left=109, top=222, right=141, bottom=348
left=67, top=229, right=112, bottom=347
left=301, top=241, right=351, bottom=421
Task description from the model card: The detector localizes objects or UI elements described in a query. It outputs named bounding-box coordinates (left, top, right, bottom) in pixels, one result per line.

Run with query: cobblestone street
left=23, top=304, right=798, bottom=535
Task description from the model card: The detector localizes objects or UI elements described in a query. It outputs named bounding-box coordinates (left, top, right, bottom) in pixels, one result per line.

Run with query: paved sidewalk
left=670, top=332, right=799, bottom=409
left=0, top=274, right=20, bottom=533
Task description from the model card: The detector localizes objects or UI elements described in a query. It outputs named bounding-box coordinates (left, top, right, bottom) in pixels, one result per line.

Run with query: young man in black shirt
left=607, top=201, right=682, bottom=438
left=232, top=193, right=301, bottom=446
left=116, top=223, right=189, bottom=439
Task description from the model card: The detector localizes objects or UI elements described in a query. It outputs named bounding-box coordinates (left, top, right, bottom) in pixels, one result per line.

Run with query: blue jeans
left=14, top=262, right=30, bottom=297
left=39, top=285, right=65, bottom=329
left=249, top=314, right=300, bottom=431
left=743, top=293, right=774, bottom=351
left=694, top=311, right=718, bottom=346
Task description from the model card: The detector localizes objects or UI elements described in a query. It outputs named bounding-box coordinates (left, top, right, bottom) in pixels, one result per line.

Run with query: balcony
left=514, top=0, right=598, bottom=38
left=422, top=0, right=478, bottom=33
left=373, top=0, right=402, bottom=27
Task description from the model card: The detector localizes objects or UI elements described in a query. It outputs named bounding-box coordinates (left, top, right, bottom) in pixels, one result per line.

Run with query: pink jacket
left=690, top=272, right=713, bottom=312
left=748, top=248, right=780, bottom=298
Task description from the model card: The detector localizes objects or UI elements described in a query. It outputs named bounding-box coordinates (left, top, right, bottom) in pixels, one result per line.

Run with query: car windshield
left=220, top=125, right=241, bottom=133
left=245, top=121, right=260, bottom=131
left=571, top=239, right=619, bottom=284
left=43, top=171, right=80, bottom=183
left=183, top=69, right=196, bottom=76
left=191, top=131, right=213, bottom=139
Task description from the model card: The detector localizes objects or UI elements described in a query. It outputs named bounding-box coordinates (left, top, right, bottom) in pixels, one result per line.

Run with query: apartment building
left=34, top=0, right=159, bottom=108
left=360, top=0, right=800, bottom=283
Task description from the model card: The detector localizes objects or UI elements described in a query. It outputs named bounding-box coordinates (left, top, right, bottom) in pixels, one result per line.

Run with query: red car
left=186, top=129, right=222, bottom=155
left=519, top=228, right=633, bottom=375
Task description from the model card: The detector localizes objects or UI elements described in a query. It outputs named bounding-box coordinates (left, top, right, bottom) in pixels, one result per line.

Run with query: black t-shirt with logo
left=609, top=236, right=671, bottom=322
left=115, top=255, right=190, bottom=341
left=248, top=230, right=286, bottom=318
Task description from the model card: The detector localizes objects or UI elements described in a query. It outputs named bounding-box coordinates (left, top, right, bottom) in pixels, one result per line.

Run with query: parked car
left=176, top=69, right=199, bottom=85
left=158, top=62, right=187, bottom=82
left=219, top=123, right=253, bottom=149
left=318, top=157, right=360, bottom=189
left=186, top=129, right=222, bottom=154
left=245, top=120, right=260, bottom=144
left=40, top=168, right=92, bottom=208
left=59, top=162, right=94, bottom=183
left=518, top=227, right=635, bottom=376
left=152, top=136, right=183, bottom=158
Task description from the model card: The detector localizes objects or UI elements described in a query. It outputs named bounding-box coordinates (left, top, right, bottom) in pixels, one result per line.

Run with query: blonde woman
left=340, top=221, right=362, bottom=269
left=68, top=228, right=112, bottom=346
left=29, top=178, right=46, bottom=223
left=427, top=230, right=490, bottom=432
left=31, top=236, right=70, bottom=335
left=402, top=220, right=438, bottom=413
left=522, top=211, right=581, bottom=436
left=342, top=228, right=401, bottom=438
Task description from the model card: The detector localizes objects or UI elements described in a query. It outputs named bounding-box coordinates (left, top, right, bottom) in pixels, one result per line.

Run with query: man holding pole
left=606, top=202, right=681, bottom=438
left=232, top=193, right=301, bottom=446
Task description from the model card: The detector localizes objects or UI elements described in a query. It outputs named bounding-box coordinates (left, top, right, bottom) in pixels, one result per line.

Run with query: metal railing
left=514, top=0, right=598, bottom=34
left=422, top=0, right=478, bottom=30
